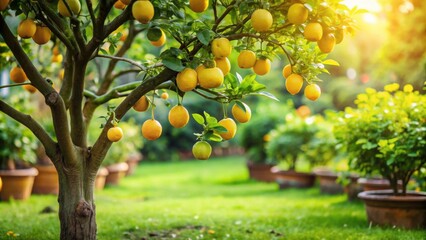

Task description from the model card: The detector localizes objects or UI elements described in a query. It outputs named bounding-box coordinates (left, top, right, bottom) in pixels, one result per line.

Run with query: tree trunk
left=56, top=155, right=97, bottom=240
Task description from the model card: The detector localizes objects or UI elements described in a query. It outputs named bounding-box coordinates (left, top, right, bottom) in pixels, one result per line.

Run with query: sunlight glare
left=342, top=0, right=381, bottom=12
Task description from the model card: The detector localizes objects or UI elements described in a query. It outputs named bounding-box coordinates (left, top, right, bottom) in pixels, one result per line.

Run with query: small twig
left=94, top=54, right=146, bottom=70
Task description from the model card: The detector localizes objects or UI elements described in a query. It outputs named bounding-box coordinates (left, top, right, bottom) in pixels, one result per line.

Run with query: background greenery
left=1, top=157, right=424, bottom=239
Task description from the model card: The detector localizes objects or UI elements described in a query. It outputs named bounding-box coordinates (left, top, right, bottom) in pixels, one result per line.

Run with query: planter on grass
left=95, top=167, right=109, bottom=190
left=358, top=190, right=426, bottom=229
left=0, top=168, right=39, bottom=201
left=105, top=162, right=129, bottom=186
left=32, top=164, right=59, bottom=195
left=246, top=161, right=276, bottom=182
left=314, top=171, right=343, bottom=194
left=125, top=153, right=142, bottom=176
left=343, top=175, right=363, bottom=201
left=358, top=178, right=402, bottom=192
left=272, top=169, right=315, bottom=189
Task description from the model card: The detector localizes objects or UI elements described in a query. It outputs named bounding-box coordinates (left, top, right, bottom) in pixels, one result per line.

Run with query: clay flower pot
left=0, top=167, right=39, bottom=201
left=125, top=153, right=142, bottom=176
left=246, top=161, right=276, bottom=182
left=358, top=178, right=402, bottom=191
left=358, top=190, right=426, bottom=229
left=95, top=167, right=109, bottom=190
left=314, top=171, right=344, bottom=194
left=272, top=168, right=315, bottom=189
left=105, top=162, right=129, bottom=186
left=32, top=164, right=59, bottom=195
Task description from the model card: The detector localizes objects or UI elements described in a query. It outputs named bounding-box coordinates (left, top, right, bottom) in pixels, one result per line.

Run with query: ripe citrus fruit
left=304, top=22, right=323, bottom=42
left=17, top=19, right=36, bottom=39
left=251, top=9, right=273, bottom=32
left=335, top=29, right=345, bottom=44
left=238, top=50, right=256, bottom=69
left=296, top=105, right=311, bottom=119
left=198, top=67, right=224, bottom=89
left=52, top=54, right=63, bottom=63
left=53, top=45, right=60, bottom=55
left=10, top=66, right=27, bottom=83
left=23, top=84, right=37, bottom=93
left=150, top=30, right=166, bottom=47
left=231, top=102, right=251, bottom=123
left=190, top=0, right=208, bottom=13
left=214, top=57, right=231, bottom=75
left=107, top=126, right=123, bottom=142
left=168, top=105, right=190, bottom=128
left=161, top=92, right=169, bottom=100
left=287, top=3, right=308, bottom=24
left=114, top=0, right=126, bottom=9
left=58, top=0, right=81, bottom=17
left=195, top=64, right=206, bottom=75
left=176, top=68, right=197, bottom=92
left=0, top=0, right=10, bottom=11
left=304, top=84, right=321, bottom=101
left=142, top=119, right=162, bottom=140
left=192, top=141, right=212, bottom=160
left=133, top=95, right=149, bottom=112
left=32, top=25, right=51, bottom=45
left=253, top=58, right=271, bottom=75
left=285, top=74, right=303, bottom=95
left=282, top=64, right=292, bottom=78
left=59, top=69, right=65, bottom=80
left=211, top=38, right=232, bottom=58
left=132, top=0, right=154, bottom=24
left=318, top=33, right=336, bottom=53
left=218, top=118, right=237, bottom=140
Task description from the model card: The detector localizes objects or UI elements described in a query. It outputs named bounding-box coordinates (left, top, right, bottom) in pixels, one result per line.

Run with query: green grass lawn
left=0, top=156, right=424, bottom=239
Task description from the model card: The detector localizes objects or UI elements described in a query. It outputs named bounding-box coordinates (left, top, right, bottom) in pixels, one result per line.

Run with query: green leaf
left=147, top=28, right=163, bottom=41
left=206, top=116, right=218, bottom=125
left=253, top=91, right=279, bottom=101
left=192, top=113, right=205, bottom=125
left=208, top=133, right=223, bottom=142
left=211, top=125, right=228, bottom=133
left=196, top=29, right=211, bottom=46
left=162, top=57, right=185, bottom=72
left=225, top=74, right=239, bottom=89
left=235, top=100, right=247, bottom=112
left=323, top=59, right=340, bottom=66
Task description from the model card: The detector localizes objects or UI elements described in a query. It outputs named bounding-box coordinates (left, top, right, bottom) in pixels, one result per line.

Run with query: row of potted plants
left=240, top=84, right=426, bottom=229
left=0, top=108, right=143, bottom=201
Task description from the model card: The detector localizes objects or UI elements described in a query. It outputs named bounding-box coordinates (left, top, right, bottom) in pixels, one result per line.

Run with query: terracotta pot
left=343, top=175, right=363, bottom=201
left=0, top=168, right=39, bottom=201
left=125, top=153, right=142, bottom=176
left=358, top=178, right=402, bottom=191
left=272, top=169, right=315, bottom=189
left=315, top=171, right=344, bottom=194
left=246, top=161, right=276, bottom=182
left=95, top=167, right=109, bottom=190
left=358, top=190, right=426, bottom=229
left=32, top=165, right=59, bottom=195
left=105, top=162, right=129, bottom=186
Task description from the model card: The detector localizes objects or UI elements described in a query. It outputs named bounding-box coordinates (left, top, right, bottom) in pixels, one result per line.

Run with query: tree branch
left=94, top=54, right=145, bottom=71
left=59, top=51, right=74, bottom=108
left=0, top=99, right=57, bottom=161
left=89, top=68, right=177, bottom=171
left=35, top=0, right=78, bottom=54
left=0, top=14, right=77, bottom=168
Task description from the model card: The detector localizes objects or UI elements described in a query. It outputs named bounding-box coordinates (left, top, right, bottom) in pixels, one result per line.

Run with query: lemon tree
left=0, top=0, right=358, bottom=239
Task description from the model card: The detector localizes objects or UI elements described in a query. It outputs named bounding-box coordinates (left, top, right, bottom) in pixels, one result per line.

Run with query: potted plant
left=334, top=84, right=426, bottom=229
left=239, top=113, right=281, bottom=182
left=32, top=119, right=59, bottom=195
left=266, top=113, right=323, bottom=189
left=0, top=94, right=39, bottom=201
left=304, top=115, right=344, bottom=194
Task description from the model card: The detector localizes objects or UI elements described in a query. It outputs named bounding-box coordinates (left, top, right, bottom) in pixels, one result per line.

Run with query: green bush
left=333, top=84, right=426, bottom=195
left=0, top=93, right=37, bottom=170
